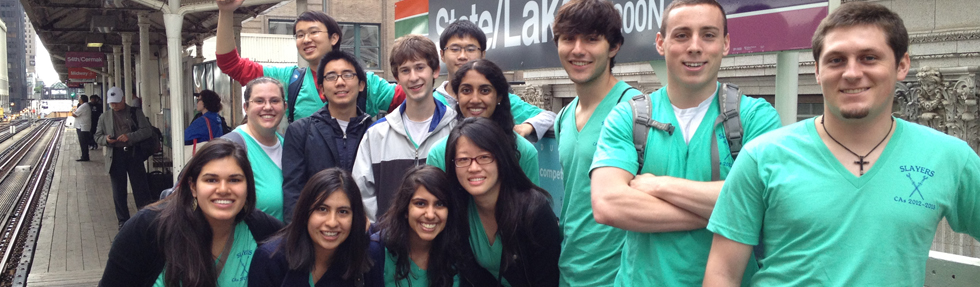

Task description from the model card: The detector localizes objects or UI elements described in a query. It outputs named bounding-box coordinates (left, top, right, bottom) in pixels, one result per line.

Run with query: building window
left=340, top=23, right=381, bottom=70
left=268, top=19, right=294, bottom=36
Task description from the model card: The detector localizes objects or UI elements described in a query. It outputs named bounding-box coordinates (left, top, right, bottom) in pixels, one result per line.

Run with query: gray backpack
left=628, top=83, right=743, bottom=181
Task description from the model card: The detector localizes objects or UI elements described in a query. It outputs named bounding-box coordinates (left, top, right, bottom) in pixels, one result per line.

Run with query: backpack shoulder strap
left=628, top=93, right=674, bottom=173
left=220, top=130, right=248, bottom=153
left=286, top=67, right=308, bottom=123
left=711, top=83, right=744, bottom=181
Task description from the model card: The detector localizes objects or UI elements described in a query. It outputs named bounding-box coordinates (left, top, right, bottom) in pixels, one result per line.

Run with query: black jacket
left=248, top=237, right=384, bottom=287
left=282, top=106, right=373, bottom=222
left=98, top=206, right=283, bottom=287
left=457, top=200, right=561, bottom=287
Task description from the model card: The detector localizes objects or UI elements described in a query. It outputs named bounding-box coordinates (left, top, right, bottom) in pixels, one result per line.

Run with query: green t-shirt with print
left=154, top=220, right=258, bottom=286
left=708, top=118, right=980, bottom=286
left=590, top=83, right=781, bottom=286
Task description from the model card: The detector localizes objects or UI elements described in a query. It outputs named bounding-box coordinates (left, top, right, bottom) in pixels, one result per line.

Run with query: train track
left=0, top=120, right=31, bottom=146
left=0, top=120, right=62, bottom=286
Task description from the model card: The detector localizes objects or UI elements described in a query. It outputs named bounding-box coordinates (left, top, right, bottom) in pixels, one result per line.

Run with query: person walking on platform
left=89, top=95, right=103, bottom=150
left=703, top=3, right=980, bottom=286
left=72, top=95, right=92, bottom=161
left=95, top=87, right=155, bottom=229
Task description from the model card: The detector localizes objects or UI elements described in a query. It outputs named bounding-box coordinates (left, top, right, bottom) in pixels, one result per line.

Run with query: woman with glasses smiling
left=282, top=51, right=375, bottom=223
left=220, top=77, right=288, bottom=221
left=444, top=118, right=560, bottom=287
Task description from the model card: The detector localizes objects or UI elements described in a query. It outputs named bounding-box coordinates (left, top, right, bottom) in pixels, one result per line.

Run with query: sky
left=35, top=34, right=63, bottom=86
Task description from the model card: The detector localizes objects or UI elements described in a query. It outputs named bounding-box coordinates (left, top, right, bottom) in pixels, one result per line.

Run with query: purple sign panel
left=724, top=0, right=828, bottom=54
left=65, top=52, right=105, bottom=68
left=424, top=0, right=826, bottom=70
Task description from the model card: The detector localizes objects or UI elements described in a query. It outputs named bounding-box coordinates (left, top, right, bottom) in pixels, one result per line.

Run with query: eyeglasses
left=444, top=45, right=481, bottom=55
left=294, top=30, right=323, bottom=40
left=323, top=71, right=357, bottom=82
left=249, top=98, right=283, bottom=106
left=454, top=154, right=495, bottom=167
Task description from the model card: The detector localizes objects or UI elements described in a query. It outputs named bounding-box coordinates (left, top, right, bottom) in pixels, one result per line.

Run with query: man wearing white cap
left=94, top=87, right=155, bottom=229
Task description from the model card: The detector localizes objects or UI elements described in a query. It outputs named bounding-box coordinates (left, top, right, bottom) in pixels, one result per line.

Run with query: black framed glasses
left=454, top=154, right=495, bottom=167
left=323, top=71, right=356, bottom=82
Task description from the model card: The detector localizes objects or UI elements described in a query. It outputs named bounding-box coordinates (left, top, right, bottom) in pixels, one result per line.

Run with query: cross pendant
left=854, top=156, right=869, bottom=175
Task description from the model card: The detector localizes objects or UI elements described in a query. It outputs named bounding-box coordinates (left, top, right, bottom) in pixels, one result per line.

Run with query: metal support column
left=113, top=46, right=122, bottom=88
left=106, top=55, right=114, bottom=88
left=775, top=51, right=799, bottom=125
left=123, top=33, right=134, bottom=104
left=138, top=12, right=153, bottom=113
left=164, top=10, right=186, bottom=174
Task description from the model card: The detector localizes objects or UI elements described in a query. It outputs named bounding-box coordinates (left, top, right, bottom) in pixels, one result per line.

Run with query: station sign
left=65, top=52, right=104, bottom=68
left=68, top=68, right=97, bottom=82
left=397, top=0, right=827, bottom=71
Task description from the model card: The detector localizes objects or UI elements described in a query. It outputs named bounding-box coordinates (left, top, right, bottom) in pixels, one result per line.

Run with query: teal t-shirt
left=154, top=221, right=258, bottom=286
left=590, top=83, right=781, bottom=287
left=467, top=199, right=511, bottom=287
left=236, top=127, right=285, bottom=220
left=262, top=66, right=395, bottom=119
left=708, top=118, right=980, bottom=286
left=382, top=247, right=461, bottom=287
left=555, top=81, right=640, bottom=287
left=426, top=131, right=540, bottom=184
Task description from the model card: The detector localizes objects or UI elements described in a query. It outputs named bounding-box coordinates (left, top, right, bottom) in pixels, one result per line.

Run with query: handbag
left=184, top=117, right=215, bottom=163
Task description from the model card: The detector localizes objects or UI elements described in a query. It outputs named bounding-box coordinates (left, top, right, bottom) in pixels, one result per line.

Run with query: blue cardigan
left=185, top=111, right=224, bottom=145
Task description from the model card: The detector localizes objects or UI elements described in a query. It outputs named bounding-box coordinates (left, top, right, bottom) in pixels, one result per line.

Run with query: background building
left=0, top=18, right=8, bottom=117
left=0, top=0, right=26, bottom=113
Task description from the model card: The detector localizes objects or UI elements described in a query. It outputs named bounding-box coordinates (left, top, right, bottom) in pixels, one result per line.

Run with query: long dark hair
left=377, top=166, right=459, bottom=287
left=151, top=139, right=257, bottom=287
left=443, top=118, right=551, bottom=271
left=450, top=59, right=516, bottom=145
left=274, top=168, right=370, bottom=279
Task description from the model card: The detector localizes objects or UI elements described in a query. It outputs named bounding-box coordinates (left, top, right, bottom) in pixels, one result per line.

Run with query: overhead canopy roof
left=22, top=0, right=285, bottom=82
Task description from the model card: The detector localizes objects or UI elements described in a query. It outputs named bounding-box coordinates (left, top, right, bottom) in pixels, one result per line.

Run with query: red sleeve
left=216, top=49, right=265, bottom=86
left=388, top=85, right=405, bottom=113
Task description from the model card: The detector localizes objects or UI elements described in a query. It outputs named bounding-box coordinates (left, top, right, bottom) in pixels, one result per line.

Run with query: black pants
left=109, top=148, right=154, bottom=224
left=76, top=129, right=90, bottom=160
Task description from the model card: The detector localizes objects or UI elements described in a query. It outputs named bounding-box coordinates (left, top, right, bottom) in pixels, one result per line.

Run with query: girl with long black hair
left=375, top=165, right=461, bottom=286
left=444, top=117, right=560, bottom=287
left=248, top=168, right=380, bottom=286
left=100, top=139, right=283, bottom=287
